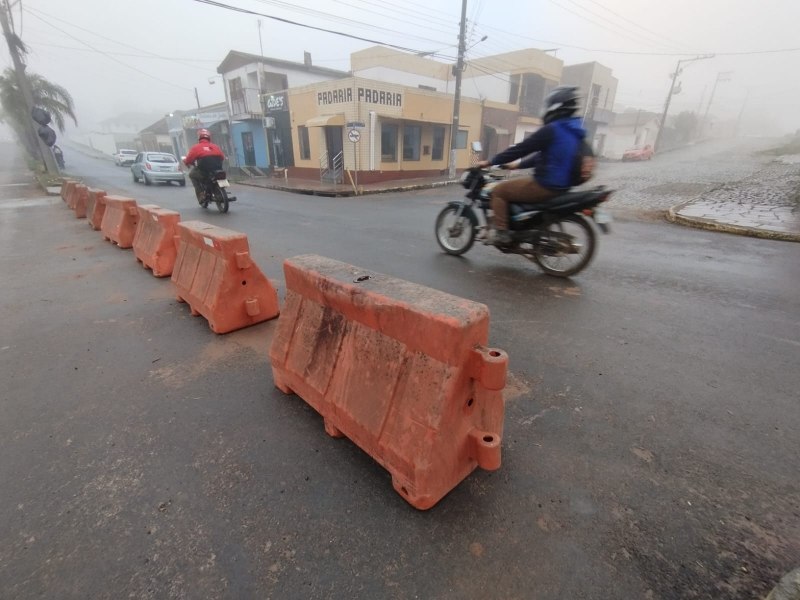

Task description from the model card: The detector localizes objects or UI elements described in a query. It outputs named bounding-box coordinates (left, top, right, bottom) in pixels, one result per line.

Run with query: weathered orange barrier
left=133, top=205, right=181, bottom=277
left=86, top=189, right=107, bottom=230
left=60, top=179, right=77, bottom=202
left=269, top=255, right=508, bottom=510
left=100, top=196, right=139, bottom=248
left=171, top=221, right=279, bottom=333
left=65, top=181, right=80, bottom=209
left=71, top=184, right=89, bottom=219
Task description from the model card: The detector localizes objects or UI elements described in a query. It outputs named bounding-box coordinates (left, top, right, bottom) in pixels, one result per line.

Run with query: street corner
left=667, top=197, right=800, bottom=242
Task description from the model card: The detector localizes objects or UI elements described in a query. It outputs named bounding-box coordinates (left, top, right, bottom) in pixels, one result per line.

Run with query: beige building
left=283, top=77, right=486, bottom=183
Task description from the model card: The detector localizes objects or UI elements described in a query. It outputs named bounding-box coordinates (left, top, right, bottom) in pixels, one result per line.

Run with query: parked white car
left=114, top=149, right=138, bottom=166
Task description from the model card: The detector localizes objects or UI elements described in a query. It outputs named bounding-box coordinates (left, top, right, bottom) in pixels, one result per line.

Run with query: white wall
left=354, top=66, right=449, bottom=93
left=461, top=73, right=510, bottom=103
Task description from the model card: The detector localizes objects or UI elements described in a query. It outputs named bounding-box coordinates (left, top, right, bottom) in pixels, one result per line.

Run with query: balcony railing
left=229, top=87, right=263, bottom=118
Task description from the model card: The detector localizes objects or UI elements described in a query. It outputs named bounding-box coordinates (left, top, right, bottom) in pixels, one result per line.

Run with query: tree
left=0, top=68, right=77, bottom=157
left=674, top=111, right=698, bottom=144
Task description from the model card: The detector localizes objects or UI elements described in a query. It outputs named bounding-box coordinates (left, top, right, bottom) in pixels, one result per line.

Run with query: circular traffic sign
left=348, top=129, right=361, bottom=143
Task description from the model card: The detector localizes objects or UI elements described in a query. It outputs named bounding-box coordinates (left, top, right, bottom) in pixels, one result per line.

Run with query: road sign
left=346, top=121, right=366, bottom=128
left=348, top=129, right=361, bottom=143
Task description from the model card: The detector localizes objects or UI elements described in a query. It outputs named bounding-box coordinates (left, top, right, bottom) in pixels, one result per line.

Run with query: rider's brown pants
left=491, top=177, right=557, bottom=230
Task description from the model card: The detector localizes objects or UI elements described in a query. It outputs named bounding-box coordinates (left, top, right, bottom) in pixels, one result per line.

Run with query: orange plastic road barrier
left=64, top=181, right=80, bottom=208
left=100, top=195, right=140, bottom=248
left=86, top=189, right=107, bottom=230
left=60, top=179, right=77, bottom=202
left=133, top=204, right=181, bottom=277
left=171, top=220, right=279, bottom=334
left=71, top=184, right=89, bottom=219
left=269, top=254, right=508, bottom=510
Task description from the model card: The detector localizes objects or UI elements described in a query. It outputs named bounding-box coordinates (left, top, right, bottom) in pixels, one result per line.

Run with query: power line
left=25, top=40, right=221, bottom=63
left=22, top=9, right=193, bottom=91
left=547, top=0, right=688, bottom=52
left=470, top=22, right=800, bottom=57
left=334, top=0, right=459, bottom=30
left=241, top=0, right=451, bottom=48
left=329, top=0, right=458, bottom=39
left=579, top=0, right=695, bottom=51
left=23, top=5, right=215, bottom=74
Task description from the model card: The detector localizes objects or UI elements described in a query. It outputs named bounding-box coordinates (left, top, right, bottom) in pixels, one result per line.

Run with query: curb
left=234, top=178, right=458, bottom=197
left=667, top=199, right=800, bottom=243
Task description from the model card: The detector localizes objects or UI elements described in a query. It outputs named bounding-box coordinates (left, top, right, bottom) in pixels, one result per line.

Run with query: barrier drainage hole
left=353, top=275, right=371, bottom=283
left=483, top=435, right=494, bottom=443
left=241, top=280, right=247, bottom=285
left=467, top=398, right=474, bottom=407
left=401, top=486, right=408, bottom=495
left=489, top=350, right=502, bottom=357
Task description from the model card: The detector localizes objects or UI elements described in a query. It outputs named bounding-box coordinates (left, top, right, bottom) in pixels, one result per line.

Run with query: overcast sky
left=6, top=0, right=800, bottom=133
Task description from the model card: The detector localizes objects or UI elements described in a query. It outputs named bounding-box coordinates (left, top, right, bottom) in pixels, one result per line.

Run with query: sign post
left=348, top=128, right=360, bottom=192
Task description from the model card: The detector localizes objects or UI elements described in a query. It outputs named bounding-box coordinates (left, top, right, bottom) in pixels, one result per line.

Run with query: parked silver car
left=131, top=152, right=186, bottom=186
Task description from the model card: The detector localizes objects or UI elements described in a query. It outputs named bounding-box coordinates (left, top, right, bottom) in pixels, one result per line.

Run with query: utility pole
left=447, top=0, right=468, bottom=180
left=702, top=71, right=733, bottom=136
left=654, top=54, right=714, bottom=153
left=0, top=0, right=58, bottom=174
left=194, top=87, right=201, bottom=109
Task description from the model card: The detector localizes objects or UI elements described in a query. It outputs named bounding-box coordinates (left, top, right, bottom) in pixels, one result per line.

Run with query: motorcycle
left=196, top=169, right=236, bottom=214
left=53, top=145, right=65, bottom=169
left=435, top=167, right=613, bottom=277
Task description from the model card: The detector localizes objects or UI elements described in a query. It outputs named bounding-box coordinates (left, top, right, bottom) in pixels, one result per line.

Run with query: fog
left=6, top=0, right=800, bottom=135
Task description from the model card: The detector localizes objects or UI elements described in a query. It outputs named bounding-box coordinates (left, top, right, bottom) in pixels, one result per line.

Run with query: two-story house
left=217, top=51, right=348, bottom=170
left=561, top=62, right=618, bottom=152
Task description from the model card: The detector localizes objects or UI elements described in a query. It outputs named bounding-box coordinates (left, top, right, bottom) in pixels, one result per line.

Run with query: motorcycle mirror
left=471, top=141, right=483, bottom=153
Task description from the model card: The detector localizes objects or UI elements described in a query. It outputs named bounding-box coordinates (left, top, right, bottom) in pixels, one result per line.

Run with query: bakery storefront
left=284, top=77, right=484, bottom=183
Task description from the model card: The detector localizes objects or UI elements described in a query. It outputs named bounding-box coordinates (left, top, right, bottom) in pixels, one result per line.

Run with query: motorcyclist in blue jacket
left=478, top=86, right=593, bottom=246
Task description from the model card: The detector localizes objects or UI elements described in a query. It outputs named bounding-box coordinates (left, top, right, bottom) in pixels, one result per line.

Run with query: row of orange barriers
left=60, top=178, right=279, bottom=333
left=59, top=177, right=507, bottom=510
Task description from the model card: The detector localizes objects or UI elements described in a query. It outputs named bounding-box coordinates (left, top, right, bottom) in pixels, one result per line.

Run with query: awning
left=485, top=124, right=510, bottom=135
left=306, top=114, right=345, bottom=127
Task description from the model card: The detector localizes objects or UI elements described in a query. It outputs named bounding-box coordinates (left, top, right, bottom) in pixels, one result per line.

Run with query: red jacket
left=184, top=140, right=225, bottom=166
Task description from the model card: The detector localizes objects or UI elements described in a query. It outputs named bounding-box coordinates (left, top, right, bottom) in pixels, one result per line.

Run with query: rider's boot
left=490, top=229, right=513, bottom=247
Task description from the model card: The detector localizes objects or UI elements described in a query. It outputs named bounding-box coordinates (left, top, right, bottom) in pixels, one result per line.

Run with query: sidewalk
left=667, top=156, right=800, bottom=242
left=235, top=173, right=459, bottom=197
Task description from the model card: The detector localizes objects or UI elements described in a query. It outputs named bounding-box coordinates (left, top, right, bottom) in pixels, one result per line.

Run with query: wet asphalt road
left=1, top=142, right=799, bottom=599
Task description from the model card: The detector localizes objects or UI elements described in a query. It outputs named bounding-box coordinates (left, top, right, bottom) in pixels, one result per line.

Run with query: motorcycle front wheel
left=435, top=205, right=476, bottom=256
left=213, top=186, right=229, bottom=214
left=531, top=214, right=596, bottom=277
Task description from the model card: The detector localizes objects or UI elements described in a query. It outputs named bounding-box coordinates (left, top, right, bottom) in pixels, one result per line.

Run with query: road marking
left=0, top=183, right=31, bottom=187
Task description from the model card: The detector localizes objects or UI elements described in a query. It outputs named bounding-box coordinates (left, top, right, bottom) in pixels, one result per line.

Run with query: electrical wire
left=22, top=9, right=193, bottom=91
left=22, top=5, right=216, bottom=74
left=242, top=0, right=451, bottom=48
left=333, top=0, right=459, bottom=31
left=328, top=0, right=458, bottom=39
left=546, top=0, right=686, bottom=52
left=578, top=0, right=695, bottom=51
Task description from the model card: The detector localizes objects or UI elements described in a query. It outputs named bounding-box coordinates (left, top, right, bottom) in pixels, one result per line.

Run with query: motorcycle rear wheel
left=435, top=205, right=476, bottom=255
left=531, top=214, right=596, bottom=277
left=213, top=187, right=229, bottom=214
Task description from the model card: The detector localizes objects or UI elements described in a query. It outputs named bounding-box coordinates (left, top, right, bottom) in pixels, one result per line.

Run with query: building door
left=324, top=126, right=343, bottom=169
left=241, top=131, right=256, bottom=166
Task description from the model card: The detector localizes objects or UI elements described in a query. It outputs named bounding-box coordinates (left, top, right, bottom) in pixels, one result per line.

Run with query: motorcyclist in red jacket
left=183, top=129, right=225, bottom=201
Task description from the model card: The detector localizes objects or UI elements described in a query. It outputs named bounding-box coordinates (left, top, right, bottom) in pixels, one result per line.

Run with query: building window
left=402, top=125, right=421, bottom=161
left=455, top=129, right=468, bottom=149
left=509, top=74, right=520, bottom=105
left=381, top=123, right=398, bottom=162
left=432, top=126, right=445, bottom=160
left=298, top=126, right=310, bottom=160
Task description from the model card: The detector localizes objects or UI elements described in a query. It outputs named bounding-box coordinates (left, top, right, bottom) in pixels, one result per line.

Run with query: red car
left=622, top=144, right=654, bottom=161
